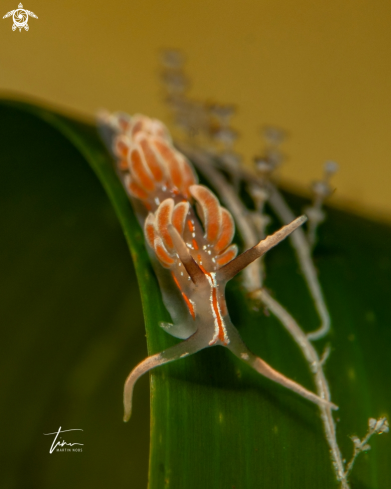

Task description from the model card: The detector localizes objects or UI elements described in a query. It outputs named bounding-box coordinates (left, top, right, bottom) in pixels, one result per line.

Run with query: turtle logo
left=3, top=3, right=38, bottom=32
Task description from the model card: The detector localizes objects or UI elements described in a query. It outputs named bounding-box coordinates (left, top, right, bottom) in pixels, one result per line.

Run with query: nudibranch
left=97, top=111, right=338, bottom=422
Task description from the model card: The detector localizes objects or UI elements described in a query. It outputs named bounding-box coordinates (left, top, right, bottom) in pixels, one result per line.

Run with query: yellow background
left=1, top=0, right=391, bottom=221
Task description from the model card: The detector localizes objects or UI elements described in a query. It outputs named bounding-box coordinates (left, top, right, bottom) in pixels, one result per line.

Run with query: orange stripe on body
left=171, top=272, right=195, bottom=319
left=200, top=267, right=228, bottom=345
left=187, top=220, right=195, bottom=232
left=212, top=287, right=226, bottom=343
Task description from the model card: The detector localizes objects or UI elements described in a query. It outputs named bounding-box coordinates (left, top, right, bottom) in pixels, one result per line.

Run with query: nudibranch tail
left=97, top=111, right=336, bottom=422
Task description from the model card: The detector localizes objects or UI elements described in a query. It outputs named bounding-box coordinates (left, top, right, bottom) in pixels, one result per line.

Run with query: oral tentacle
left=123, top=331, right=210, bottom=422
left=226, top=331, right=338, bottom=411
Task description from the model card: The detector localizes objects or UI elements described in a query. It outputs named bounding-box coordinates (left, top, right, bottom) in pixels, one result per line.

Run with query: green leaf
left=0, top=101, right=149, bottom=488
left=1, top=99, right=390, bottom=489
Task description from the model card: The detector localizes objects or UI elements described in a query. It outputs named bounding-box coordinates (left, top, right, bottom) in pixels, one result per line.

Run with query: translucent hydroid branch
left=177, top=142, right=387, bottom=489
left=183, top=147, right=346, bottom=485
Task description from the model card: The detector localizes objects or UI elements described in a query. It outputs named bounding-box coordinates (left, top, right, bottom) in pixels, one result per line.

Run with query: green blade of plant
left=1, top=99, right=390, bottom=489
left=0, top=102, right=150, bottom=489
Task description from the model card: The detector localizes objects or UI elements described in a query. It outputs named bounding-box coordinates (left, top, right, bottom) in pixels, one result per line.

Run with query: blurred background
left=1, top=0, right=391, bottom=222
